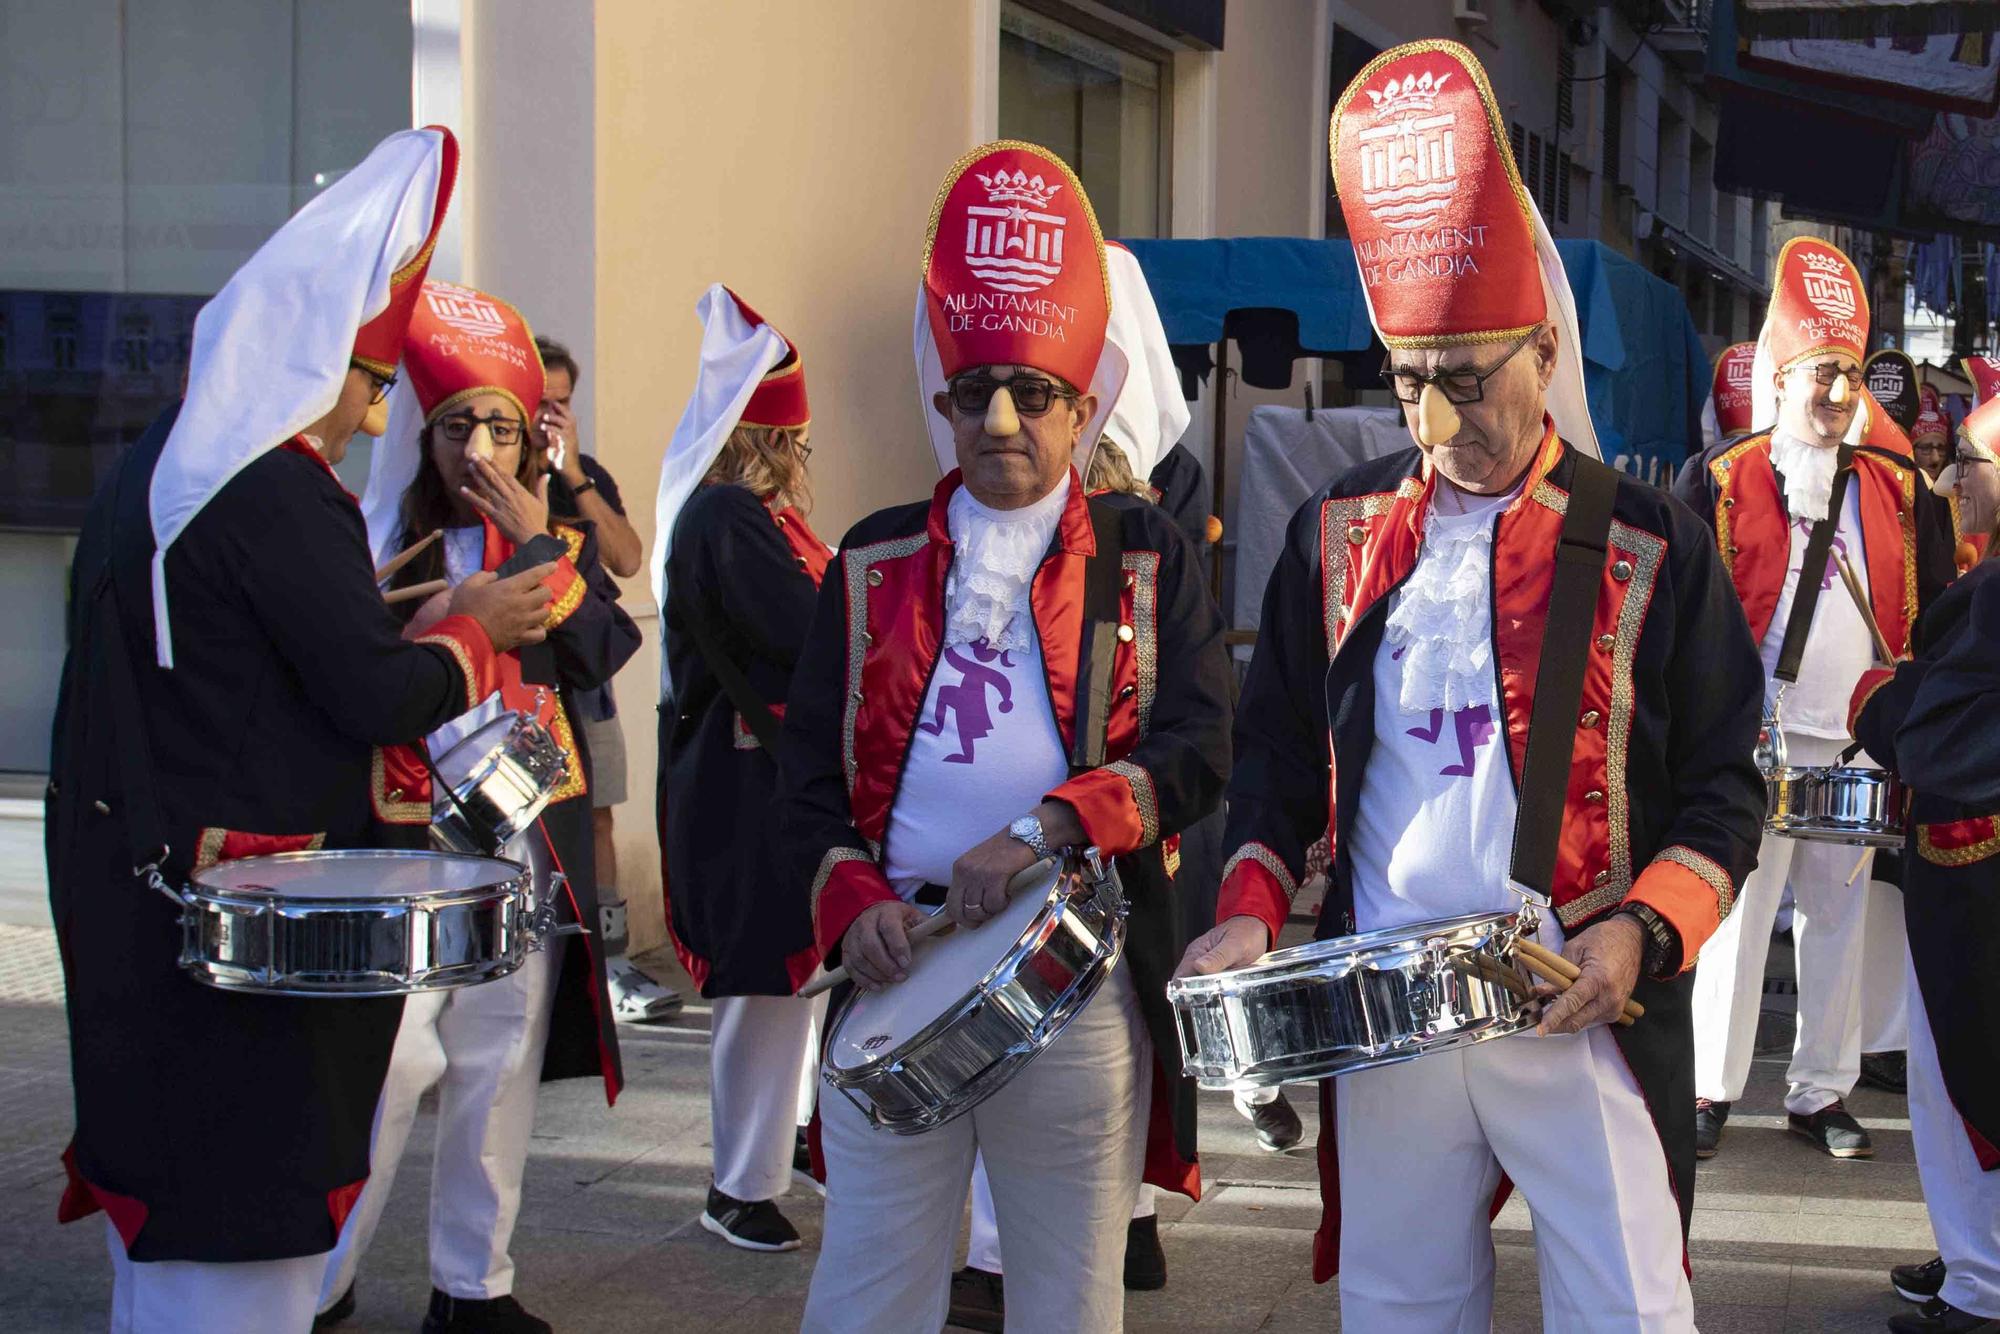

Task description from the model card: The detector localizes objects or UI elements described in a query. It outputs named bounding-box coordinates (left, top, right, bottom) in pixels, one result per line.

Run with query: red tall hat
left=1763, top=237, right=1869, bottom=371
left=727, top=290, right=809, bottom=429
left=404, top=280, right=544, bottom=423
left=1966, top=395, right=2000, bottom=455
left=1913, top=396, right=1951, bottom=442
left=921, top=140, right=1109, bottom=390
left=352, top=126, right=459, bottom=377
left=1712, top=342, right=1757, bottom=437
left=1965, top=355, right=2000, bottom=405
left=1330, top=42, right=1544, bottom=348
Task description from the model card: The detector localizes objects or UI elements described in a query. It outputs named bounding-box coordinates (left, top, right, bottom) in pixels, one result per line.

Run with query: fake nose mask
left=1417, top=382, right=1463, bottom=448
left=465, top=423, right=497, bottom=461
left=1827, top=374, right=1851, bottom=406
left=984, top=385, right=1022, bottom=437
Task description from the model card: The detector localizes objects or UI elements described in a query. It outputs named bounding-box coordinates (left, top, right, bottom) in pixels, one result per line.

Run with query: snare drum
left=1166, top=909, right=1535, bottom=1092
left=166, top=849, right=559, bottom=996
left=822, top=851, right=1125, bottom=1134
left=1765, top=765, right=1905, bottom=848
left=431, top=711, right=568, bottom=855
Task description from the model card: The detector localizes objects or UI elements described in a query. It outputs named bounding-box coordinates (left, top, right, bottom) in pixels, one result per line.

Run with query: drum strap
left=1772, top=444, right=1855, bottom=687
left=669, top=503, right=787, bottom=757
left=1508, top=455, right=1619, bottom=904
left=1070, top=499, right=1127, bottom=773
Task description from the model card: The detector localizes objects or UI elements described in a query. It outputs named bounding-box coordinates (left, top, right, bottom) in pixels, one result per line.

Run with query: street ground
left=0, top=810, right=1929, bottom=1332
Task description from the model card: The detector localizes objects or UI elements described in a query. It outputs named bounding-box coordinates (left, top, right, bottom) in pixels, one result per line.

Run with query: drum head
left=191, top=849, right=527, bottom=900
left=827, top=868, right=1061, bottom=1072
left=434, top=711, right=527, bottom=789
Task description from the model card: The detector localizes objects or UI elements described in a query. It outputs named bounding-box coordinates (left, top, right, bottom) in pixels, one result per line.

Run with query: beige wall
left=591, top=0, right=986, bottom=952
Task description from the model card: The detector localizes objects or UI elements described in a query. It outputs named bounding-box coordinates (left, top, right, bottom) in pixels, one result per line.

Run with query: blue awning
left=1116, top=236, right=1710, bottom=470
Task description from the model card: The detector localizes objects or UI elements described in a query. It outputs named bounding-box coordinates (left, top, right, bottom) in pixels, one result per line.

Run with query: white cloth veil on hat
left=147, top=126, right=450, bottom=666
left=1100, top=243, right=1190, bottom=480
left=650, top=285, right=793, bottom=688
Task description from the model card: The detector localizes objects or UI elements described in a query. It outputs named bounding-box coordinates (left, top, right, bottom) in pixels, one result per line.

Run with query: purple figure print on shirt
left=1391, top=646, right=1496, bottom=777
left=1793, top=515, right=1850, bottom=592
left=918, top=638, right=1015, bottom=763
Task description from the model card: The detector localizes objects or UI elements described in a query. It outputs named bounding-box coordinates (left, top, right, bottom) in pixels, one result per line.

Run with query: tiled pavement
left=0, top=889, right=1929, bottom=1333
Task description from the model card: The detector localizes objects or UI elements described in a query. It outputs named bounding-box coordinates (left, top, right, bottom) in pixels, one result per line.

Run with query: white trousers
left=1908, top=947, right=2000, bottom=1318
left=709, top=992, right=822, bottom=1202
left=1335, top=1025, right=1694, bottom=1333
left=1860, top=878, right=1910, bottom=1054
left=1693, top=731, right=1875, bottom=1112
left=965, top=1159, right=1154, bottom=1273
left=318, top=943, right=561, bottom=1308
left=802, top=965, right=1149, bottom=1334
left=106, top=1222, right=324, bottom=1334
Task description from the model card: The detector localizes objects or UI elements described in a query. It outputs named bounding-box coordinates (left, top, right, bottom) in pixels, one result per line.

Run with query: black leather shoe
left=701, top=1184, right=802, bottom=1252
left=1863, top=1050, right=1910, bottom=1095
left=945, top=1265, right=1004, bottom=1333
left=1790, top=1100, right=1874, bottom=1158
left=1895, top=1257, right=1949, bottom=1304
left=1245, top=1090, right=1304, bottom=1152
left=420, top=1290, right=552, bottom=1334
left=312, top=1284, right=355, bottom=1329
left=1695, top=1099, right=1730, bottom=1159
left=1124, top=1213, right=1167, bottom=1291
left=1888, top=1296, right=2000, bottom=1332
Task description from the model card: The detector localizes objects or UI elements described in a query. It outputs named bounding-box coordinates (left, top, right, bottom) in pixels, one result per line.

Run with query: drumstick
left=383, top=578, right=450, bottom=606
left=1515, top=937, right=1644, bottom=1024
left=1846, top=847, right=1874, bottom=887
left=798, top=911, right=958, bottom=998
left=1832, top=552, right=1896, bottom=667
left=1450, top=950, right=1635, bottom=1028
left=375, top=529, right=441, bottom=583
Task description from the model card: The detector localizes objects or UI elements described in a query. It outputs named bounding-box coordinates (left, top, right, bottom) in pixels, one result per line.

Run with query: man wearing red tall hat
left=653, top=285, right=832, bottom=1255
left=44, top=128, right=560, bottom=1333
left=784, top=141, right=1230, bottom=1332
left=316, top=281, right=638, bottom=1334
left=1671, top=237, right=1995, bottom=1166
left=1181, top=42, right=1765, bottom=1329
left=1702, top=341, right=1758, bottom=450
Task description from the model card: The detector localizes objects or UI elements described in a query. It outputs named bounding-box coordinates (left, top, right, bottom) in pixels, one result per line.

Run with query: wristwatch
left=1617, top=903, right=1682, bottom=979
left=1007, top=814, right=1052, bottom=860
left=570, top=476, right=598, bottom=497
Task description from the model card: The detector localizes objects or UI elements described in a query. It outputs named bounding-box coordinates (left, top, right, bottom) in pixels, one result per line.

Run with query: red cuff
left=811, top=848, right=898, bottom=960
left=1849, top=667, right=1895, bottom=737
left=1045, top=760, right=1158, bottom=857
left=414, top=614, right=502, bottom=711
left=543, top=557, right=585, bottom=628
left=1627, top=847, right=1734, bottom=970
left=1214, top=842, right=1296, bottom=946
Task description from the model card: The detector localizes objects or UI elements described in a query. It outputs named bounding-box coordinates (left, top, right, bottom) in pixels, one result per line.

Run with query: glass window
left=998, top=3, right=1171, bottom=238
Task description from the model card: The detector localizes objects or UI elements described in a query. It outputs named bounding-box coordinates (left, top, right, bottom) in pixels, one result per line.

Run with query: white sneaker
left=608, top=958, right=685, bottom=1023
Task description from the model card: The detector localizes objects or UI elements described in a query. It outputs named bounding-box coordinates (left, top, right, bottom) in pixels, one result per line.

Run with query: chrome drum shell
left=176, top=850, right=547, bottom=996
left=1166, top=910, right=1535, bottom=1091
left=431, top=712, right=569, bottom=856
left=822, top=853, right=1126, bottom=1135
left=1765, top=765, right=1905, bottom=849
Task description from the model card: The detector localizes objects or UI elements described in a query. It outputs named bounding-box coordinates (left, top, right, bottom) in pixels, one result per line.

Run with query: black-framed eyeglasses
left=350, top=360, right=397, bottom=405
left=793, top=438, right=814, bottom=463
left=1379, top=326, right=1542, bottom=406
left=1793, top=361, right=1863, bottom=391
left=947, top=374, right=1077, bottom=418
left=436, top=413, right=526, bottom=446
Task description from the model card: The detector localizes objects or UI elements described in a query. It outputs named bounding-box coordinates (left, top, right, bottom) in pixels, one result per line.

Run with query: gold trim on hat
left=1328, top=39, right=1543, bottom=351
left=920, top=139, right=1112, bottom=321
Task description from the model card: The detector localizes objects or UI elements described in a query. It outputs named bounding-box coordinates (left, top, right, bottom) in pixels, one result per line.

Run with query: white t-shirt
left=881, top=626, right=1070, bottom=895
left=1349, top=488, right=1520, bottom=933
left=1758, top=483, right=1875, bottom=739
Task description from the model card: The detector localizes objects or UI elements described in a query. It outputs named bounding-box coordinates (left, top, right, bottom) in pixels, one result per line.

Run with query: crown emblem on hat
left=1364, top=69, right=1454, bottom=115
left=976, top=168, right=1064, bottom=210
left=1799, top=251, right=1848, bottom=277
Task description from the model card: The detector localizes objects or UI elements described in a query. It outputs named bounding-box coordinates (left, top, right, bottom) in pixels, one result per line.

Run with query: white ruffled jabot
left=1384, top=514, right=1496, bottom=715
left=944, top=475, right=1070, bottom=650
left=1769, top=431, right=1840, bottom=524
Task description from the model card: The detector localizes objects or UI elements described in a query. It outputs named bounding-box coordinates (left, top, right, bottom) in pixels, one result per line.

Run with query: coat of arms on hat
left=1356, top=68, right=1458, bottom=232
left=965, top=167, right=1067, bottom=294
left=424, top=282, right=509, bottom=339
left=1798, top=251, right=1858, bottom=322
